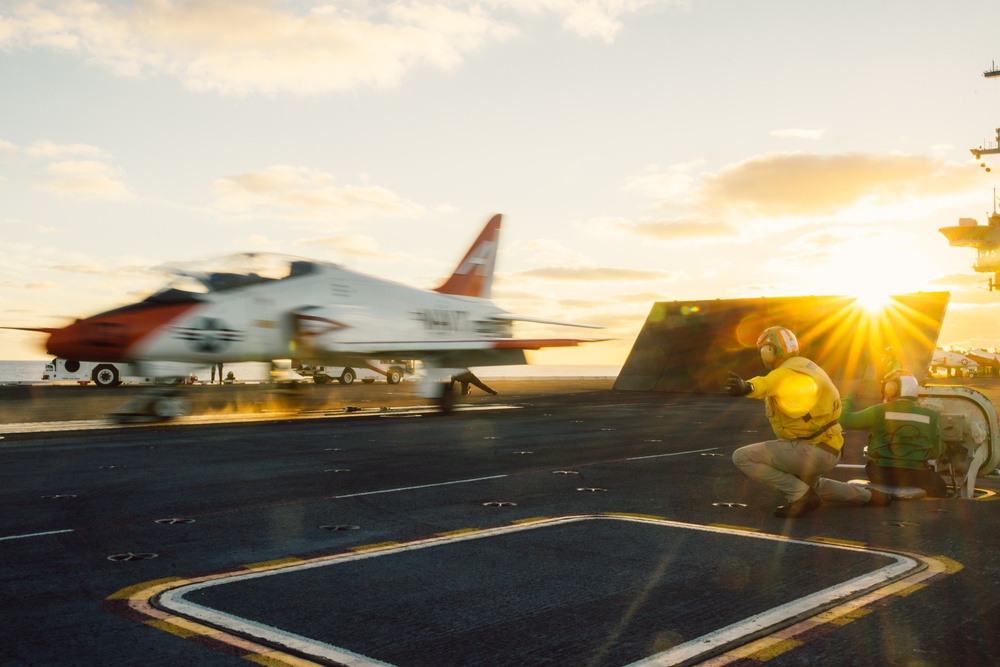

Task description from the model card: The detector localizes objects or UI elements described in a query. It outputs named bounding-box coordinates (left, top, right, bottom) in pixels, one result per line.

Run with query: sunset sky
left=3, top=0, right=1000, bottom=366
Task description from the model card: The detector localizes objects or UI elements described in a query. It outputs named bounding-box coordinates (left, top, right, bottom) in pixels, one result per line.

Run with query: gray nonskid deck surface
left=1, top=386, right=998, bottom=666
left=168, top=518, right=902, bottom=667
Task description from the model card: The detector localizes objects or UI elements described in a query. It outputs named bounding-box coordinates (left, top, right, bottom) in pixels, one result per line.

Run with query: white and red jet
left=36, top=214, right=603, bottom=409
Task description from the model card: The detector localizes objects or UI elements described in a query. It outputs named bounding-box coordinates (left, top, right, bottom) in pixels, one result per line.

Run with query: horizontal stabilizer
left=491, top=337, right=609, bottom=350
left=491, top=313, right=603, bottom=329
left=312, top=337, right=607, bottom=357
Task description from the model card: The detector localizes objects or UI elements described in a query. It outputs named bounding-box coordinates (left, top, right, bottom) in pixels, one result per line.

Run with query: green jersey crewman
left=840, top=369, right=947, bottom=497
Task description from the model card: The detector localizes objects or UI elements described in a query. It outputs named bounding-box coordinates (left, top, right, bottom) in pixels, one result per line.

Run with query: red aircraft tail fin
left=434, top=214, right=501, bottom=299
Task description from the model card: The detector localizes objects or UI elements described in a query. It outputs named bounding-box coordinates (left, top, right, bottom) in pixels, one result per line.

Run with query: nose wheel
left=418, top=368, right=466, bottom=413
left=438, top=383, right=455, bottom=413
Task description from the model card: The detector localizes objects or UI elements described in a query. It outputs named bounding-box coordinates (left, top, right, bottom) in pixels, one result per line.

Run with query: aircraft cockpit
left=144, top=253, right=320, bottom=303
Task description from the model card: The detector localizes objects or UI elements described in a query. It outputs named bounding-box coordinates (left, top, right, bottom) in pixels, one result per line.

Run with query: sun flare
left=854, top=290, right=894, bottom=314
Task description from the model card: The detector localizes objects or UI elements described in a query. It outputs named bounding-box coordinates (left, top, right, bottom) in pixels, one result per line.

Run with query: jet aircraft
left=930, top=346, right=980, bottom=377
left=26, top=214, right=603, bottom=410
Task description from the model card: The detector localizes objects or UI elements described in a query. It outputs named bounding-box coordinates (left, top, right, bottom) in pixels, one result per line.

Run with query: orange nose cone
left=45, top=318, right=132, bottom=362
left=45, top=302, right=198, bottom=362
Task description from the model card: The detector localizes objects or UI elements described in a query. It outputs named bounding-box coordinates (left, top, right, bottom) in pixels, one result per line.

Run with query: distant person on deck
left=451, top=371, right=497, bottom=396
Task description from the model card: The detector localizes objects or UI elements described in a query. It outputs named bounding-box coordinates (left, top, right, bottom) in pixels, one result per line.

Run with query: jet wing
left=293, top=305, right=606, bottom=365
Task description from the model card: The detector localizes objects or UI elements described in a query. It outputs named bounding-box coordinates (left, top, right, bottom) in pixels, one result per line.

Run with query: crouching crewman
left=840, top=369, right=948, bottom=498
left=724, top=326, right=891, bottom=518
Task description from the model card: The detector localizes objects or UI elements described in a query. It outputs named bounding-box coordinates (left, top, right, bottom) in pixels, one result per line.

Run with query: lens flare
left=854, top=290, right=893, bottom=314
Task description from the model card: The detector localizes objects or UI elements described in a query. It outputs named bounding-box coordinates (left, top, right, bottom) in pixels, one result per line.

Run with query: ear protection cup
left=898, top=374, right=919, bottom=399
left=760, top=345, right=776, bottom=366
left=882, top=370, right=918, bottom=401
left=756, top=327, right=798, bottom=367
left=883, top=379, right=899, bottom=400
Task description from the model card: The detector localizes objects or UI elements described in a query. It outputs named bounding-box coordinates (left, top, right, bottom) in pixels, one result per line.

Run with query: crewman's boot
left=865, top=488, right=892, bottom=507
left=773, top=488, right=822, bottom=518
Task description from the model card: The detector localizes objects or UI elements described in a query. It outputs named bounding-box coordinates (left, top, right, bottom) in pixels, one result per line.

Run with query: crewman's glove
left=723, top=371, right=753, bottom=396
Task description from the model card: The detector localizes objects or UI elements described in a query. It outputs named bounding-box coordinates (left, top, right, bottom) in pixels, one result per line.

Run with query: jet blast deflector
left=615, top=293, right=950, bottom=395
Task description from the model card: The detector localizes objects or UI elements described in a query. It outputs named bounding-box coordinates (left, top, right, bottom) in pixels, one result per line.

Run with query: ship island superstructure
left=941, top=61, right=1000, bottom=290
left=940, top=197, right=1000, bottom=291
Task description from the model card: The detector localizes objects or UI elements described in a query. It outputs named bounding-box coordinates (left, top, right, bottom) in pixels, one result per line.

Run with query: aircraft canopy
left=145, top=253, right=320, bottom=303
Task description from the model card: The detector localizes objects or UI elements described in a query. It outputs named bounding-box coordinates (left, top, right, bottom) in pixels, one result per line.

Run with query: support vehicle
left=294, top=360, right=414, bottom=385
left=42, top=358, right=155, bottom=387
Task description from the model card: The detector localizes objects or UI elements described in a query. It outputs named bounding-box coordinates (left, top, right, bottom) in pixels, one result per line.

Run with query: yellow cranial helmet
left=756, top=326, right=799, bottom=366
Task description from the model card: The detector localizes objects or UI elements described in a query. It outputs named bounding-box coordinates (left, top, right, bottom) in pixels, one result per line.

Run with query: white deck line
left=0, top=528, right=74, bottom=542
left=627, top=447, right=720, bottom=460
left=155, top=515, right=923, bottom=667
left=332, top=475, right=508, bottom=499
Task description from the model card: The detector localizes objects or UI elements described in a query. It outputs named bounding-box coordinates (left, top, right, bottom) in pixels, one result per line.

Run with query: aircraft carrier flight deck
left=2, top=378, right=999, bottom=666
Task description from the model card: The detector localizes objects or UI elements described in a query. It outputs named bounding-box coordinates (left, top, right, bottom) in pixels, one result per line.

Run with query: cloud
left=303, top=233, right=409, bottom=263
left=1, top=217, right=56, bottom=234
left=495, top=0, right=675, bottom=43
left=0, top=1, right=677, bottom=95
left=628, top=219, right=739, bottom=241
left=930, top=272, right=987, bottom=289
left=0, top=279, right=49, bottom=289
left=770, top=128, right=826, bottom=140
left=937, top=301, right=1000, bottom=349
left=34, top=160, right=129, bottom=200
left=763, top=227, right=870, bottom=270
left=701, top=152, right=977, bottom=217
left=585, top=212, right=740, bottom=244
left=516, top=266, right=674, bottom=281
left=1, top=139, right=130, bottom=200
left=49, top=263, right=112, bottom=275
left=609, top=151, right=982, bottom=246
left=623, top=162, right=702, bottom=204
left=0, top=0, right=515, bottom=95
left=515, top=238, right=594, bottom=267
left=24, top=139, right=106, bottom=159
left=212, top=165, right=426, bottom=221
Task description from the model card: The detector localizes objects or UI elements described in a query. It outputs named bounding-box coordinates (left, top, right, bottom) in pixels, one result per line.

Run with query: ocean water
left=0, top=360, right=272, bottom=384
left=0, top=360, right=620, bottom=384
left=1, top=360, right=49, bottom=383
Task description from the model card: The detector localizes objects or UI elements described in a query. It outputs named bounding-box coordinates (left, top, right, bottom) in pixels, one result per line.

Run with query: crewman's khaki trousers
left=733, top=439, right=872, bottom=504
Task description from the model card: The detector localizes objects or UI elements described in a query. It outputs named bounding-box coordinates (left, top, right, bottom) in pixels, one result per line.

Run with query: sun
left=854, top=289, right=894, bottom=314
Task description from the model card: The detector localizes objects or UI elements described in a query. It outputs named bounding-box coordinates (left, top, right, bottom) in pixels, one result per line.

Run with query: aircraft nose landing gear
left=421, top=380, right=455, bottom=413
left=418, top=368, right=464, bottom=414
left=110, top=388, right=193, bottom=423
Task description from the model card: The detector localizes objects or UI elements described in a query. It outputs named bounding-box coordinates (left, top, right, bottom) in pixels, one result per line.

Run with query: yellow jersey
left=747, top=356, right=844, bottom=451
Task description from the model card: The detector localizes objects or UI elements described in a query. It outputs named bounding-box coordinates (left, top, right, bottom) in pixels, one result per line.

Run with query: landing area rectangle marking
left=155, top=515, right=920, bottom=667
